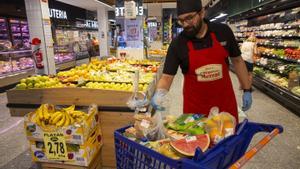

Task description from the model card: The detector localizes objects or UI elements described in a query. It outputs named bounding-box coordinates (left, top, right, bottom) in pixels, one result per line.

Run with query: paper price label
left=185, top=136, right=197, bottom=143
left=141, top=119, right=150, bottom=129
left=43, top=132, right=68, bottom=160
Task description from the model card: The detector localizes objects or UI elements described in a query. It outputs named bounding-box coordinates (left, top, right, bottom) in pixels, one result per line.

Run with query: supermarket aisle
left=0, top=70, right=300, bottom=169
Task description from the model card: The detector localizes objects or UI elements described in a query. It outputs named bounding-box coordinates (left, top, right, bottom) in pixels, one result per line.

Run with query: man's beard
left=182, top=19, right=203, bottom=39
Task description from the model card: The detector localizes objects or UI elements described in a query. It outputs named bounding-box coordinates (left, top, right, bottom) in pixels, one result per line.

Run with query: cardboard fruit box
left=25, top=104, right=100, bottom=145
left=29, top=124, right=102, bottom=167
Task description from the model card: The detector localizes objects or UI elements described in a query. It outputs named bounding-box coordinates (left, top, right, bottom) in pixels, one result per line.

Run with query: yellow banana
left=37, top=107, right=44, bottom=121
left=49, top=111, right=63, bottom=124
left=56, top=114, right=66, bottom=127
left=64, top=114, right=70, bottom=127
left=47, top=104, right=55, bottom=114
left=69, top=114, right=75, bottom=125
left=51, top=112, right=64, bottom=124
left=43, top=105, right=50, bottom=121
left=72, top=110, right=85, bottom=118
left=63, top=105, right=75, bottom=112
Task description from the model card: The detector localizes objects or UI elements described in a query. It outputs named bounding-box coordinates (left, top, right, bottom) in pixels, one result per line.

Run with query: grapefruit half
left=170, top=134, right=210, bottom=156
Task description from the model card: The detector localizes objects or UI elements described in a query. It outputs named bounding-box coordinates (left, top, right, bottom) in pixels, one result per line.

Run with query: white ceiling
left=56, top=0, right=112, bottom=11
left=56, top=0, right=212, bottom=12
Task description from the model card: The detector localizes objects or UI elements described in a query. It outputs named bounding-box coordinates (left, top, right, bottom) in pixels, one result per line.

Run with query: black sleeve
left=224, top=25, right=241, bottom=58
left=163, top=40, right=180, bottom=75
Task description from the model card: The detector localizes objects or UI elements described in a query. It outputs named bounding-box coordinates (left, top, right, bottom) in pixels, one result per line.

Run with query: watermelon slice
left=170, top=134, right=210, bottom=156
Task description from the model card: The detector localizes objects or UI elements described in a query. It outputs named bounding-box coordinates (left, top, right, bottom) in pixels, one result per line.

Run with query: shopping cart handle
left=236, top=119, right=283, bottom=135
left=229, top=126, right=282, bottom=169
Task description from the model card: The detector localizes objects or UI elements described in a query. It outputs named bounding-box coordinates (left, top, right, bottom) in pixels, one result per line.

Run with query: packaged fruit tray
left=25, top=104, right=100, bottom=145
left=30, top=124, right=102, bottom=166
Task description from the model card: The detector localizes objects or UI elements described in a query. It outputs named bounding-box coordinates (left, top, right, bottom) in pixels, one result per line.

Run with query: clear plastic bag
left=204, top=107, right=236, bottom=144
left=134, top=111, right=167, bottom=141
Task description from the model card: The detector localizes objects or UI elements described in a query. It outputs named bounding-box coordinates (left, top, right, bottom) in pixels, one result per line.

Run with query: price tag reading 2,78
left=43, top=132, right=68, bottom=160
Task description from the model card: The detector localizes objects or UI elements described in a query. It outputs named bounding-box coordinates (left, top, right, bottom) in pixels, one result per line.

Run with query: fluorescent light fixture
left=210, top=18, right=217, bottom=22
left=215, top=13, right=228, bottom=19
left=109, top=19, right=116, bottom=22
left=94, top=0, right=113, bottom=9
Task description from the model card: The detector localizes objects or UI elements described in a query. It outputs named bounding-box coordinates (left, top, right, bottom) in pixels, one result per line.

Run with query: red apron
left=183, top=33, right=238, bottom=122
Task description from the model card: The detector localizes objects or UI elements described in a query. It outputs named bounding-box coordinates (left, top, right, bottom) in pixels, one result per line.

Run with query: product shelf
left=253, top=75, right=300, bottom=115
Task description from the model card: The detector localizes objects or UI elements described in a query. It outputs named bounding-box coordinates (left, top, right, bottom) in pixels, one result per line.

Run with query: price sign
left=43, top=132, right=68, bottom=160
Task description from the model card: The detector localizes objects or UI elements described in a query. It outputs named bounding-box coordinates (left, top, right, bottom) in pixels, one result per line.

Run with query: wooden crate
left=7, top=88, right=143, bottom=106
left=40, top=148, right=102, bottom=169
left=99, top=111, right=134, bottom=168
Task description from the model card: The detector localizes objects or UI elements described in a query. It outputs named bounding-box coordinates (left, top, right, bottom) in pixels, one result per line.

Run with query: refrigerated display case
left=54, top=30, right=76, bottom=70
left=0, top=50, right=35, bottom=88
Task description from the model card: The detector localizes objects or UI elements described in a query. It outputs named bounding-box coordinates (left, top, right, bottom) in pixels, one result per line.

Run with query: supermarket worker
left=240, top=33, right=258, bottom=87
left=151, top=0, right=252, bottom=121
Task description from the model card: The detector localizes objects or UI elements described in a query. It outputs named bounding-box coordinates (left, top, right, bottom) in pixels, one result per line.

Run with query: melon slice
left=170, top=134, right=210, bottom=156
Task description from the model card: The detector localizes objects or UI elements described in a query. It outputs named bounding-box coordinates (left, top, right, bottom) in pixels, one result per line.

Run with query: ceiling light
left=210, top=18, right=217, bottom=22
left=215, top=13, right=228, bottom=19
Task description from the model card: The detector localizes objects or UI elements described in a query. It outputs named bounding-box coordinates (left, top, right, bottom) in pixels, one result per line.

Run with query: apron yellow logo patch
left=195, top=64, right=223, bottom=82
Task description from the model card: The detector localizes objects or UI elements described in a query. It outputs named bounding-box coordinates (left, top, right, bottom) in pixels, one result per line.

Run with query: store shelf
left=257, top=35, right=300, bottom=39
left=257, top=43, right=299, bottom=49
left=235, top=26, right=299, bottom=32
left=0, top=50, right=32, bottom=55
left=253, top=75, right=300, bottom=116
left=260, top=53, right=300, bottom=64
left=254, top=63, right=288, bottom=77
left=0, top=68, right=35, bottom=88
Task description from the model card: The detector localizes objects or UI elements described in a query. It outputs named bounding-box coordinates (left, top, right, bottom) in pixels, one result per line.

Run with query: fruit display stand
left=24, top=104, right=103, bottom=169
left=6, top=58, right=163, bottom=168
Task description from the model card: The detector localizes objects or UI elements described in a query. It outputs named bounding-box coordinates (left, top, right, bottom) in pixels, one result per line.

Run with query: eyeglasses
left=177, top=12, right=200, bottom=26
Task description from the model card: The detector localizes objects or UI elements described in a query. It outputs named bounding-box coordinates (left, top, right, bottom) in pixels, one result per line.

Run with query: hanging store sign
left=115, top=0, right=143, bottom=17
left=85, top=20, right=98, bottom=29
left=124, top=1, right=137, bottom=19
left=115, top=6, right=143, bottom=17
left=75, top=20, right=98, bottom=29
left=49, top=8, right=68, bottom=19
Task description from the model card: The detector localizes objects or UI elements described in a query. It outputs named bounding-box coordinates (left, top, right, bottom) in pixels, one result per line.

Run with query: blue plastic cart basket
left=114, top=119, right=283, bottom=169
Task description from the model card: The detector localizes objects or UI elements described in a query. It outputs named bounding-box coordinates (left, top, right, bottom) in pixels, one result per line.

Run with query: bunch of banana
left=49, top=111, right=74, bottom=127
left=32, top=105, right=88, bottom=128
left=48, top=105, right=88, bottom=127
left=69, top=110, right=88, bottom=123
left=32, top=104, right=55, bottom=129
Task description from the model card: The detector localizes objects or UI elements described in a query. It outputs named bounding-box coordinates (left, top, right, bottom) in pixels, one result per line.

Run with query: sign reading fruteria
left=49, top=8, right=68, bottom=19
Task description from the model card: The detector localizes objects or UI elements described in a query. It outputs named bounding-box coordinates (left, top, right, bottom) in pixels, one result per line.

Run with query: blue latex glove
left=242, top=91, right=252, bottom=111
left=151, top=89, right=168, bottom=111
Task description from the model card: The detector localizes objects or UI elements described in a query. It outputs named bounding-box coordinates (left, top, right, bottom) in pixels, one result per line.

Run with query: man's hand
left=242, top=91, right=252, bottom=111
left=151, top=89, right=168, bottom=110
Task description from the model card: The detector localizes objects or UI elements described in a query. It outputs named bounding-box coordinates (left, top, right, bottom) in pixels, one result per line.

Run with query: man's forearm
left=231, top=57, right=251, bottom=89
left=157, top=74, right=175, bottom=91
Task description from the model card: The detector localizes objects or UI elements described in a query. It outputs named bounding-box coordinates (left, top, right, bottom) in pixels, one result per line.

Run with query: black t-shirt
left=163, top=20, right=241, bottom=75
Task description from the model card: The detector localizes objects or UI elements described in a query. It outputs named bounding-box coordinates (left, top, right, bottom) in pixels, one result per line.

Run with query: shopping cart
left=114, top=119, right=283, bottom=169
